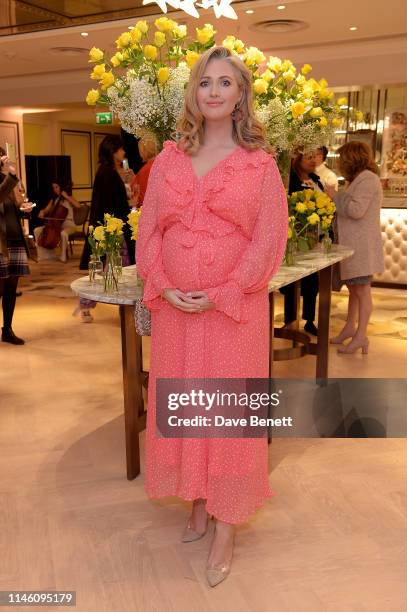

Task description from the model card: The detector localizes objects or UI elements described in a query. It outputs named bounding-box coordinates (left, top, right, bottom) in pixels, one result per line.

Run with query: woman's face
left=196, top=59, right=242, bottom=122
left=113, top=147, right=125, bottom=163
left=299, top=152, right=317, bottom=174
left=52, top=183, right=61, bottom=195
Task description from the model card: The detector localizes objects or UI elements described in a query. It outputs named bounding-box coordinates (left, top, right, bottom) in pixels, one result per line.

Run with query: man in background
left=315, top=146, right=339, bottom=191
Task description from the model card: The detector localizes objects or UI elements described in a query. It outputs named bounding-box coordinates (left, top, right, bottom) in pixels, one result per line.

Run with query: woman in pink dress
left=136, top=46, right=287, bottom=587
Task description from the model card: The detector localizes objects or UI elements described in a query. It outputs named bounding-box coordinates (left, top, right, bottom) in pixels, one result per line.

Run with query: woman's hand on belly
left=162, top=288, right=215, bottom=313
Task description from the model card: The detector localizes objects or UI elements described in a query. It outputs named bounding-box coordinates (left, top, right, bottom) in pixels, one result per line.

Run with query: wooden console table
left=71, top=245, right=353, bottom=480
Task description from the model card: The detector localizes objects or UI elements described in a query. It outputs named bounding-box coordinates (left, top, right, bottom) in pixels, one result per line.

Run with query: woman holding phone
left=0, top=148, right=34, bottom=344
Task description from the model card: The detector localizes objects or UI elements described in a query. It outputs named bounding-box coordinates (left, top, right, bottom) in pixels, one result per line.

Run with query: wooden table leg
left=119, top=304, right=143, bottom=480
left=315, top=265, right=332, bottom=381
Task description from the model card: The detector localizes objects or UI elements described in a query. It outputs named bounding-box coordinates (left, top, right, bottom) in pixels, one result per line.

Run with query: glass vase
left=322, top=232, right=333, bottom=254
left=306, top=225, right=319, bottom=250
left=112, top=252, right=123, bottom=283
left=88, top=255, right=103, bottom=285
left=103, top=252, right=119, bottom=294
left=284, top=239, right=298, bottom=266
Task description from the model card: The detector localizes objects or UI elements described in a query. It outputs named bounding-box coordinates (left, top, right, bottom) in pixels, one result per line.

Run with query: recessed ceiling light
left=128, top=26, right=134, bottom=30
left=252, top=19, right=308, bottom=34
left=246, top=9, right=254, bottom=13
left=80, top=32, right=88, bottom=37
left=350, top=26, right=357, bottom=31
left=277, top=4, right=286, bottom=9
left=50, top=46, right=89, bottom=56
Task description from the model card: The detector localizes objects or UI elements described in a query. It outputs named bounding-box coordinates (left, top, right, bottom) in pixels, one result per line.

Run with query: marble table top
left=71, top=267, right=143, bottom=306
left=268, top=244, right=353, bottom=291
left=71, top=244, right=354, bottom=306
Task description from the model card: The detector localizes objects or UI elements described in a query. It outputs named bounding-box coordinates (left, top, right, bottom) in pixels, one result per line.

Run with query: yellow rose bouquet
left=86, top=18, right=216, bottom=148
left=86, top=21, right=358, bottom=157
left=285, top=189, right=336, bottom=263
left=89, top=214, right=125, bottom=292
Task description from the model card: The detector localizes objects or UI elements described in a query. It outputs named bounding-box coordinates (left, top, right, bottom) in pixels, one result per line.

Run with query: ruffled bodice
left=158, top=140, right=272, bottom=241
left=136, top=139, right=288, bottom=322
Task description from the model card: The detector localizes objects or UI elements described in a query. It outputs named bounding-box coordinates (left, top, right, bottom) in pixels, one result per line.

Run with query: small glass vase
left=306, top=225, right=319, bottom=250
left=103, top=252, right=119, bottom=294
left=284, top=239, right=298, bottom=266
left=88, top=255, right=103, bottom=285
left=112, top=252, right=123, bottom=283
left=322, top=232, right=333, bottom=254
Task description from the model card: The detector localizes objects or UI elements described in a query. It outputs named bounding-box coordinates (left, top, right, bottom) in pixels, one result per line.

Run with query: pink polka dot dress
left=136, top=141, right=287, bottom=524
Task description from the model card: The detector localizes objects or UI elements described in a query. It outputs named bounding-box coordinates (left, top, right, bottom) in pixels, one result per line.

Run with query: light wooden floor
left=1, top=257, right=407, bottom=611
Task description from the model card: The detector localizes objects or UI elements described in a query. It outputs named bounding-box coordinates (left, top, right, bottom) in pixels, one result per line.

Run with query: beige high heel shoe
left=206, top=524, right=234, bottom=587
left=337, top=337, right=369, bottom=354
left=181, top=513, right=211, bottom=543
left=206, top=561, right=232, bottom=588
left=330, top=329, right=356, bottom=344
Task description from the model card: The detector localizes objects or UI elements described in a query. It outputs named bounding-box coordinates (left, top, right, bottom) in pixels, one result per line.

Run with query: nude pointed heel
left=181, top=514, right=212, bottom=543
left=330, top=330, right=356, bottom=345
left=337, top=337, right=369, bottom=355
left=206, top=564, right=231, bottom=588
left=205, top=522, right=234, bottom=587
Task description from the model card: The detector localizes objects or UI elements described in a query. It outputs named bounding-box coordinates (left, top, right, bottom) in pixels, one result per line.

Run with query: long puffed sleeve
left=136, top=157, right=175, bottom=310
left=206, top=156, right=288, bottom=323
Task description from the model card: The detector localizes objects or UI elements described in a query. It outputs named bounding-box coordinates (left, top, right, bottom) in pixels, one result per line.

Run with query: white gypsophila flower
left=291, top=121, right=334, bottom=153
left=164, top=62, right=190, bottom=125
left=106, top=63, right=190, bottom=144
left=256, top=98, right=289, bottom=153
left=116, top=80, right=161, bottom=136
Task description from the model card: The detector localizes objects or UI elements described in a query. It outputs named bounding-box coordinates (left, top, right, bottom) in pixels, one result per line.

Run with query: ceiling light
left=277, top=4, right=286, bottom=9
left=252, top=19, right=308, bottom=34
left=128, top=26, right=134, bottom=30
left=80, top=32, right=88, bottom=37
left=49, top=47, right=89, bottom=56
left=246, top=9, right=254, bottom=13
left=349, top=26, right=357, bottom=31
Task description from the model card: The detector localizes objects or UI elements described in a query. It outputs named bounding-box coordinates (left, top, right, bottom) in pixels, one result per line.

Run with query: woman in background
left=77, top=135, right=136, bottom=322
left=327, top=141, right=384, bottom=354
left=131, top=135, right=158, bottom=206
left=34, top=180, right=81, bottom=263
left=280, top=150, right=324, bottom=336
left=0, top=149, right=33, bottom=344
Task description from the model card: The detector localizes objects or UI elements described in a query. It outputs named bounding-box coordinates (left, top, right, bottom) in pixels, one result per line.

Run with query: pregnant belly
left=161, top=225, right=249, bottom=291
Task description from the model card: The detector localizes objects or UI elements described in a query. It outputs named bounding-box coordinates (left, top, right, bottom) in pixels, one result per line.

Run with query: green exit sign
left=96, top=112, right=112, bottom=125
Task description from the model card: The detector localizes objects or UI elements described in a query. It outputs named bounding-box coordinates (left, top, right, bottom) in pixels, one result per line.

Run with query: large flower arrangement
left=86, top=18, right=355, bottom=154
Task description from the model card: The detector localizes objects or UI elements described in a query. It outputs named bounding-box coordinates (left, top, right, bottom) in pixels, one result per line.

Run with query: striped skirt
left=0, top=246, right=30, bottom=279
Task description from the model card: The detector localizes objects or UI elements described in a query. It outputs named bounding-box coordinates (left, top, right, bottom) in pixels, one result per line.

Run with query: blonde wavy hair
left=177, top=46, right=270, bottom=155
